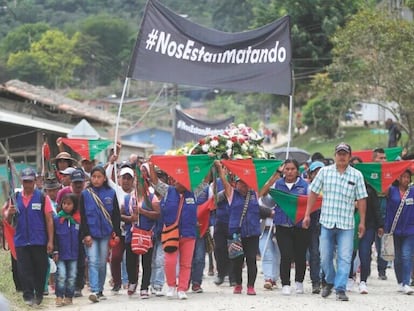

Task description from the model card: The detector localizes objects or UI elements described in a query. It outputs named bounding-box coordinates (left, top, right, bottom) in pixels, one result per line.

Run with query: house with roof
left=0, top=80, right=154, bottom=181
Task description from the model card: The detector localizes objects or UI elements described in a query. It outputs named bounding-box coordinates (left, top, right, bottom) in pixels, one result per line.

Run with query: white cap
left=120, top=167, right=134, bottom=177
left=60, top=167, right=76, bottom=175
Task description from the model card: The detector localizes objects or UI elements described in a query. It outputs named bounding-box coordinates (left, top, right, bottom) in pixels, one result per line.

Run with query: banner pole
left=113, top=77, right=130, bottom=180
left=286, top=69, right=295, bottom=159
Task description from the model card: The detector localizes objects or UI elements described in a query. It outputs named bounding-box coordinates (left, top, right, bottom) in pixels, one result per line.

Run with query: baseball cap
left=335, top=143, right=352, bottom=154
left=60, top=167, right=76, bottom=175
left=309, top=161, right=325, bottom=172
left=21, top=167, right=36, bottom=181
left=120, top=167, right=134, bottom=177
left=71, top=169, right=85, bottom=182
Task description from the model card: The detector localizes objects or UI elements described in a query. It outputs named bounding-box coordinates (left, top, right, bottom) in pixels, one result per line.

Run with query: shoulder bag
left=161, top=195, right=184, bottom=253
left=381, top=188, right=410, bottom=261
left=131, top=193, right=154, bottom=255
left=227, top=191, right=250, bottom=259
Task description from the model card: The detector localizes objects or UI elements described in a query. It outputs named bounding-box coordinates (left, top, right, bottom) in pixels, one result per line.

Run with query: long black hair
left=88, top=166, right=110, bottom=188
left=58, top=193, right=79, bottom=214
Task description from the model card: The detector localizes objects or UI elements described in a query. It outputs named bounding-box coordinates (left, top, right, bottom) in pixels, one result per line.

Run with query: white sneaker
left=398, top=283, right=404, bottom=292
left=346, top=278, right=355, bottom=292
left=166, top=286, right=176, bottom=299
left=295, top=282, right=304, bottom=294
left=403, top=285, right=414, bottom=295
left=154, top=288, right=164, bottom=297
left=177, top=291, right=188, bottom=300
left=282, top=285, right=291, bottom=295
left=359, top=281, right=368, bottom=294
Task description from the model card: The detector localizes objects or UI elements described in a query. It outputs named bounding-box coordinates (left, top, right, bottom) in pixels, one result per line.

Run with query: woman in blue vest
left=122, top=170, right=160, bottom=298
left=79, top=166, right=121, bottom=303
left=215, top=161, right=273, bottom=296
left=385, top=169, right=414, bottom=295
left=148, top=161, right=209, bottom=300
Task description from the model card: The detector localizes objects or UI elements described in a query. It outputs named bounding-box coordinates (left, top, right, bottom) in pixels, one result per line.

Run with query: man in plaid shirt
left=303, top=143, right=367, bottom=302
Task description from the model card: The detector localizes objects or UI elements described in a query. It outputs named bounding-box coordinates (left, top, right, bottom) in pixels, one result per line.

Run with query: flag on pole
left=221, top=159, right=283, bottom=192
left=150, top=155, right=214, bottom=191
left=60, top=138, right=112, bottom=160
left=127, top=0, right=292, bottom=95
left=354, top=160, right=413, bottom=193
left=268, top=189, right=322, bottom=224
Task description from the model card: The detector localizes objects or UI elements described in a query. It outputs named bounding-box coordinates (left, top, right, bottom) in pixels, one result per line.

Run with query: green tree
left=250, top=0, right=374, bottom=102
left=329, top=9, right=414, bottom=147
left=79, top=15, right=133, bottom=85
left=6, top=51, right=49, bottom=85
left=0, top=23, right=50, bottom=59
left=10, top=29, right=83, bottom=88
left=302, top=73, right=351, bottom=138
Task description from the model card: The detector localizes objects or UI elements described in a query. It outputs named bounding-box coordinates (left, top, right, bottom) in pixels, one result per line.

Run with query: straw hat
left=51, top=152, right=77, bottom=165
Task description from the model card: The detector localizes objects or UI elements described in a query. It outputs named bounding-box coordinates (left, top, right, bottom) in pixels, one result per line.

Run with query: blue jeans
left=55, top=260, right=77, bottom=298
left=319, top=226, right=354, bottom=292
left=150, top=239, right=165, bottom=290
left=376, top=197, right=388, bottom=275
left=259, top=227, right=280, bottom=281
left=358, top=227, right=375, bottom=282
left=191, top=236, right=206, bottom=285
left=309, top=223, right=321, bottom=284
left=393, top=234, right=414, bottom=286
left=84, top=236, right=109, bottom=293
left=121, top=251, right=128, bottom=286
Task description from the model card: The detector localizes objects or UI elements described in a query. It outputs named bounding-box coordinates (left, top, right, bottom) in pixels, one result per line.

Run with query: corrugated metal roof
left=0, top=108, right=73, bottom=134
left=1, top=80, right=130, bottom=126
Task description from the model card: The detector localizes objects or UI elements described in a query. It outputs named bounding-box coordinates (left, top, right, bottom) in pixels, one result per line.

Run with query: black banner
left=128, top=0, right=292, bottom=95
left=175, top=108, right=234, bottom=146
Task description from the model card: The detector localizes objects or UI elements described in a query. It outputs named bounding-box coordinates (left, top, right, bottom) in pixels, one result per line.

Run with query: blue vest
left=82, top=187, right=115, bottom=238
left=228, top=190, right=261, bottom=238
left=162, top=187, right=197, bottom=238
left=123, top=194, right=155, bottom=243
left=54, top=216, right=80, bottom=260
left=214, top=179, right=230, bottom=224
left=14, top=190, right=47, bottom=247
left=273, top=177, right=309, bottom=227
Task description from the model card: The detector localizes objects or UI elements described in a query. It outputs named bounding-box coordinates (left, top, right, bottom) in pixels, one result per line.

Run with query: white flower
left=201, top=144, right=210, bottom=152
left=210, top=139, right=219, bottom=148
left=241, top=144, right=248, bottom=151
left=226, top=149, right=232, bottom=157
left=226, top=140, right=233, bottom=148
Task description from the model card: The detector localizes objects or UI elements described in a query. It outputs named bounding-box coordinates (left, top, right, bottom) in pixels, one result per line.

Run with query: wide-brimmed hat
left=52, top=152, right=77, bottom=165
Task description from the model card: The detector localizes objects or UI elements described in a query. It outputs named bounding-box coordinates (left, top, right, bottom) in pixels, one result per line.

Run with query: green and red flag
left=2, top=219, right=16, bottom=260
left=354, top=160, right=413, bottom=193
left=352, top=146, right=403, bottom=162
left=221, top=159, right=283, bottom=192
left=269, top=189, right=322, bottom=224
left=61, top=138, right=112, bottom=160
left=197, top=196, right=215, bottom=237
left=150, top=155, right=214, bottom=191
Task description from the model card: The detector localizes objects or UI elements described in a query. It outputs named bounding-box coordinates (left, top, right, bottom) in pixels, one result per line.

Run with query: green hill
left=289, top=126, right=393, bottom=157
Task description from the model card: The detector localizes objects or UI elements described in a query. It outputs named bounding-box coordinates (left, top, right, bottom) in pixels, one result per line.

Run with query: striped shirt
left=310, top=164, right=367, bottom=229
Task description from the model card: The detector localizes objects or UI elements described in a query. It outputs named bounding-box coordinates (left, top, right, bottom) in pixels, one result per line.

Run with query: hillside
left=285, top=125, right=391, bottom=157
